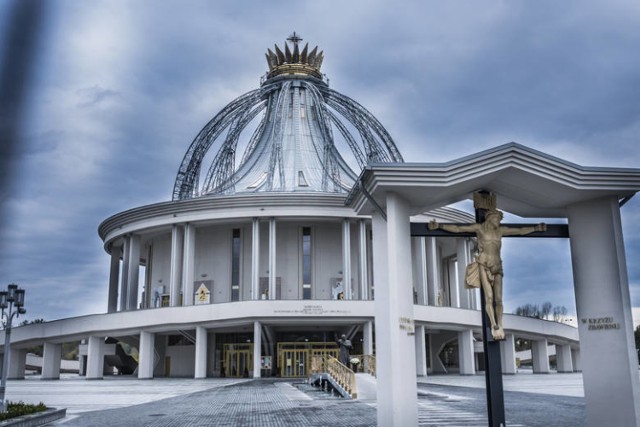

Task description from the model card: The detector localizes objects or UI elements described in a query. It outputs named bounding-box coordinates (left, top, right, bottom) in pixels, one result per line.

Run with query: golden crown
left=265, top=32, right=324, bottom=80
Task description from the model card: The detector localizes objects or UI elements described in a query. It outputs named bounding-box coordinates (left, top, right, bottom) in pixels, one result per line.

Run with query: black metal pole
left=480, top=289, right=506, bottom=426
left=476, top=205, right=506, bottom=427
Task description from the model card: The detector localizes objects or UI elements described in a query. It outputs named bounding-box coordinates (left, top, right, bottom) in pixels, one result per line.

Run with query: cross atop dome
left=287, top=31, right=303, bottom=48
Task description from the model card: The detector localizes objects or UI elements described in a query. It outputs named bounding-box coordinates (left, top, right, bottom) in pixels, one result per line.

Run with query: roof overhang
left=347, top=143, right=640, bottom=218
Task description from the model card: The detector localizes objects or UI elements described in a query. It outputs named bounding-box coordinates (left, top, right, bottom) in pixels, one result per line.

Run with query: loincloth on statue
left=464, top=260, right=503, bottom=289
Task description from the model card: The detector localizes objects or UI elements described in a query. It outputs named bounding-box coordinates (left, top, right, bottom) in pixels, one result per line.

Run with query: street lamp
left=0, top=283, right=26, bottom=412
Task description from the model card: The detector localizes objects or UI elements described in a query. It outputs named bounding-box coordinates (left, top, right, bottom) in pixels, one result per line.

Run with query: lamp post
left=0, top=284, right=26, bottom=412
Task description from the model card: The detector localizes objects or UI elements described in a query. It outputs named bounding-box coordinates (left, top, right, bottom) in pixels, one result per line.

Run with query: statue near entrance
left=336, top=334, right=353, bottom=366
left=428, top=205, right=546, bottom=340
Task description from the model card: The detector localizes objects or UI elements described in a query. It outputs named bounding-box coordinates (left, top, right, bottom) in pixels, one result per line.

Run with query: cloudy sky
left=1, top=0, right=640, bottom=325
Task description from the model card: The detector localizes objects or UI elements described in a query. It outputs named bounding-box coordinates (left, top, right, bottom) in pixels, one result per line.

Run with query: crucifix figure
left=429, top=207, right=546, bottom=340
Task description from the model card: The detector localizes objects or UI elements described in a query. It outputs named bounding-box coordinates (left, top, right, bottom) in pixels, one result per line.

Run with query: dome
left=172, top=33, right=404, bottom=200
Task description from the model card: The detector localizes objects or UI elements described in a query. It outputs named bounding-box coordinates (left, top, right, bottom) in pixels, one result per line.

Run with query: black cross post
left=410, top=200, right=568, bottom=427
left=475, top=201, right=506, bottom=427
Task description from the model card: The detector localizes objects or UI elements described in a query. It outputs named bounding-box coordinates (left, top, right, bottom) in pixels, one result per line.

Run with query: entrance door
left=223, top=344, right=254, bottom=377
left=280, top=349, right=307, bottom=377
left=276, top=342, right=340, bottom=378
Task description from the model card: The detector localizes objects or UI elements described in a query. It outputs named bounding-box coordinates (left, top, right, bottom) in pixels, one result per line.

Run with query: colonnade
left=106, top=217, right=379, bottom=312
left=0, top=321, right=579, bottom=383
left=411, top=328, right=579, bottom=378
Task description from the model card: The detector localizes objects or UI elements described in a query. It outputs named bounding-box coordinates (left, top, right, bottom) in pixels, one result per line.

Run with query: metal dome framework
left=172, top=36, right=404, bottom=201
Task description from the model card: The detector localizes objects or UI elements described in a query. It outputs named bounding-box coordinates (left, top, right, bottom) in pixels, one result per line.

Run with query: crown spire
left=264, top=33, right=324, bottom=82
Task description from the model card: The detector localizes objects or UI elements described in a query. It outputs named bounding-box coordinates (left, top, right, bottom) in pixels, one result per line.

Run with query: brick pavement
left=22, top=372, right=592, bottom=426
left=58, top=380, right=378, bottom=427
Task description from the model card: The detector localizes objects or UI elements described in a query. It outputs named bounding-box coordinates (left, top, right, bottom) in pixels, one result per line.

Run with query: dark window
left=302, top=227, right=312, bottom=299
left=231, top=228, right=241, bottom=302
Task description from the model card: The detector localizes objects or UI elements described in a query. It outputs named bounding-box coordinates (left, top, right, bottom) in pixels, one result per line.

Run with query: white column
left=372, top=193, right=418, bottom=427
left=194, top=326, right=207, bottom=379
left=458, top=329, right=475, bottom=375
left=412, top=237, right=428, bottom=305
left=268, top=218, right=276, bottom=300
left=456, top=239, right=470, bottom=309
left=556, top=344, right=573, bottom=373
left=252, top=218, right=260, bottom=300
left=125, top=234, right=141, bottom=310
left=425, top=237, right=439, bottom=306
left=86, top=336, right=104, bottom=379
left=7, top=348, right=26, bottom=379
left=170, top=225, right=184, bottom=307
left=363, top=320, right=374, bottom=373
left=138, top=331, right=155, bottom=379
left=108, top=246, right=121, bottom=313
left=182, top=223, right=196, bottom=306
left=41, top=342, right=62, bottom=380
left=415, top=325, right=427, bottom=377
left=253, top=321, right=262, bottom=378
left=120, top=236, right=130, bottom=311
left=359, top=219, right=369, bottom=301
left=363, top=320, right=374, bottom=355
left=531, top=339, right=550, bottom=374
left=342, top=219, right=352, bottom=300
left=500, top=333, right=517, bottom=375
left=571, top=348, right=581, bottom=372
left=568, top=196, right=640, bottom=426
left=144, top=244, right=153, bottom=309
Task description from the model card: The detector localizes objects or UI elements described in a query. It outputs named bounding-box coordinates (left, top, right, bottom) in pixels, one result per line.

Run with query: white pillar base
left=194, top=326, right=207, bottom=379
left=41, top=343, right=62, bottom=380
left=415, top=325, right=427, bottom=377
left=7, top=348, right=26, bottom=380
left=253, top=322, right=262, bottom=378
left=138, top=331, right=155, bottom=379
left=556, top=344, right=573, bottom=373
left=86, top=336, right=104, bottom=380
left=458, top=329, right=475, bottom=375
left=500, top=334, right=517, bottom=375
left=531, top=339, right=550, bottom=374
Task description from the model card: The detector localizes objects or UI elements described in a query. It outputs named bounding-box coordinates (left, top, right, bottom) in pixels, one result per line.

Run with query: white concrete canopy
left=348, top=143, right=640, bottom=218
left=347, top=143, right=640, bottom=427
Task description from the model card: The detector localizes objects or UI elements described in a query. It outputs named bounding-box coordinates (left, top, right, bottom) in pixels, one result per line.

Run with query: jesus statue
left=429, top=210, right=545, bottom=340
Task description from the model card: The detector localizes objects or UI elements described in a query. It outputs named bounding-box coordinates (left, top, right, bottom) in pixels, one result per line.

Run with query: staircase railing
left=325, top=355, right=357, bottom=399
left=343, top=354, right=376, bottom=377
left=363, top=354, right=376, bottom=377
left=310, top=355, right=325, bottom=375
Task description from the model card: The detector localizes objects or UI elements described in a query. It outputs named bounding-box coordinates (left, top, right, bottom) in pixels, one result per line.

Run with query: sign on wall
left=195, top=282, right=211, bottom=305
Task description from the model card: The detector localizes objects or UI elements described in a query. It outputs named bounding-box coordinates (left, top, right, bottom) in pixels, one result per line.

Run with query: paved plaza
left=0, top=371, right=601, bottom=426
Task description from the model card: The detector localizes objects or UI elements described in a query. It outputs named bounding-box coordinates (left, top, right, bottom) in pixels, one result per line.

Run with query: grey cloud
left=75, top=85, right=120, bottom=108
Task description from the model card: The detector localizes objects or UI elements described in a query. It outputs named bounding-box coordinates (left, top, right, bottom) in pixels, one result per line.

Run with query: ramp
left=354, top=373, right=377, bottom=400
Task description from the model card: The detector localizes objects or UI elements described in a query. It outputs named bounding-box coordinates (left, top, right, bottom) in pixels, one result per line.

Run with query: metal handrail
left=363, top=354, right=376, bottom=377
left=310, top=354, right=325, bottom=375
left=325, top=355, right=357, bottom=398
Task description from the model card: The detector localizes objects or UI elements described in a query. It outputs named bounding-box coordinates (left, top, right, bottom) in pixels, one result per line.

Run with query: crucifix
left=428, top=192, right=546, bottom=340
left=412, top=191, right=568, bottom=427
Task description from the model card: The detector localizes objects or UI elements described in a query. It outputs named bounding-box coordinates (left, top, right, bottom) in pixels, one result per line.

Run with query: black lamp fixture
left=0, top=283, right=27, bottom=412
